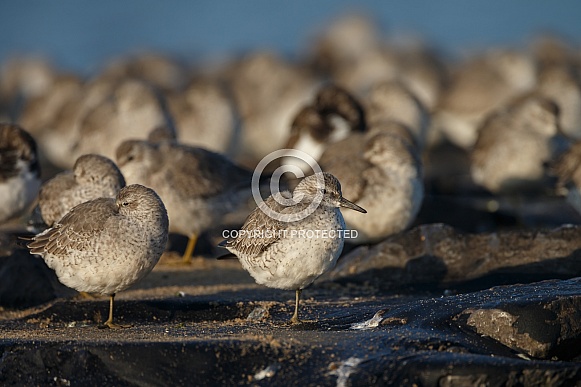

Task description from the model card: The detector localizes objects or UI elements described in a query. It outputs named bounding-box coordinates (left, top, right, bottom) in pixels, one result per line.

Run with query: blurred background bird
left=35, top=154, right=125, bottom=228
left=0, top=2, right=580, bottom=261
left=0, top=123, right=41, bottom=225
left=115, top=132, right=257, bottom=264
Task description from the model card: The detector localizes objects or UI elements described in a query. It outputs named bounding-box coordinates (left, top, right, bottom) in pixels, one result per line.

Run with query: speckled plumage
left=0, top=123, right=41, bottom=224
left=28, top=184, right=168, bottom=327
left=38, top=154, right=126, bottom=226
left=221, top=172, right=366, bottom=323
left=29, top=184, right=168, bottom=294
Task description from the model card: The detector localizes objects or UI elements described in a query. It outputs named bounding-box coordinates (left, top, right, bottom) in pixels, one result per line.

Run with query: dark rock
left=327, top=223, right=581, bottom=290
left=0, top=231, right=72, bottom=308
left=461, top=297, right=581, bottom=359
left=2, top=278, right=581, bottom=385
left=4, top=224, right=581, bottom=385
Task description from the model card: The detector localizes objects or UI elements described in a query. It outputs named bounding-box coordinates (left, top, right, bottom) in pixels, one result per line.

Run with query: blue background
left=1, top=1, right=579, bottom=73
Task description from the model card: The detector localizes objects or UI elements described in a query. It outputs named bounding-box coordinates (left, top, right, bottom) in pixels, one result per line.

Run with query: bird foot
left=290, top=316, right=301, bottom=325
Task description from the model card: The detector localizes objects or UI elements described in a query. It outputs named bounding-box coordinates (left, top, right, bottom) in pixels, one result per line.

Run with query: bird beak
left=339, top=197, right=367, bottom=213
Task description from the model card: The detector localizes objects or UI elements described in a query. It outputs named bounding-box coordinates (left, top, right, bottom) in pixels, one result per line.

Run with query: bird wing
left=221, top=194, right=294, bottom=257
left=28, top=198, right=118, bottom=256
left=162, top=144, right=253, bottom=198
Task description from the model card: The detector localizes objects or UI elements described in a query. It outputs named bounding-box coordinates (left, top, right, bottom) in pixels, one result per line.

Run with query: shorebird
left=319, top=121, right=423, bottom=243
left=471, top=94, right=562, bottom=194
left=284, top=84, right=366, bottom=173
left=365, top=80, right=430, bottom=149
left=0, top=56, right=57, bottom=116
left=0, top=123, right=41, bottom=224
left=394, top=42, right=448, bottom=112
left=27, top=184, right=168, bottom=328
left=37, top=154, right=126, bottom=227
left=18, top=73, right=82, bottom=140
left=220, top=172, right=366, bottom=324
left=116, top=138, right=255, bottom=263
left=36, top=76, right=118, bottom=169
left=308, top=14, right=447, bottom=109
left=432, top=49, right=536, bottom=149
left=99, top=51, right=187, bottom=92
left=537, top=64, right=581, bottom=140
left=72, top=78, right=168, bottom=163
left=228, top=51, right=318, bottom=166
left=308, top=13, right=397, bottom=96
left=166, top=78, right=236, bottom=154
left=551, top=140, right=581, bottom=213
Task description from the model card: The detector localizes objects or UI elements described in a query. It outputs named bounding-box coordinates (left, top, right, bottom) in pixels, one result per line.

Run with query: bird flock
left=1, top=14, right=581, bottom=325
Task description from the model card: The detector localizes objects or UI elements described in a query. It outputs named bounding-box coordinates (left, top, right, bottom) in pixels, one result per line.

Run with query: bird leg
left=101, top=294, right=132, bottom=329
left=290, top=289, right=302, bottom=324
left=181, top=233, right=198, bottom=264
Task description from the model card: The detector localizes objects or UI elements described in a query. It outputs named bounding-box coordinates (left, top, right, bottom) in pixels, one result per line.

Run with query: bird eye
left=122, top=201, right=129, bottom=206
left=321, top=189, right=326, bottom=194
left=127, top=155, right=134, bottom=162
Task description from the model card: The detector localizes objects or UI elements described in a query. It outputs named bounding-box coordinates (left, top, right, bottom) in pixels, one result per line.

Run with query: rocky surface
left=326, top=223, right=581, bottom=291
left=2, top=220, right=581, bottom=385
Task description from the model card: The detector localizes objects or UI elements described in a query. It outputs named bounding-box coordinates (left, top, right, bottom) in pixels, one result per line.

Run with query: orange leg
left=181, top=233, right=198, bottom=264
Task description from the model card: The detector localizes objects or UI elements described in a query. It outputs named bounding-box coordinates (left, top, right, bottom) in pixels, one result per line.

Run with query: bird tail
left=215, top=239, right=237, bottom=260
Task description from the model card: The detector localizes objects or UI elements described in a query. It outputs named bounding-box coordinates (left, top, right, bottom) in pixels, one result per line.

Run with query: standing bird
left=27, top=184, right=169, bottom=328
left=220, top=172, right=366, bottom=324
left=37, top=154, right=125, bottom=227
left=0, top=123, right=41, bottom=224
left=116, top=139, right=255, bottom=263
